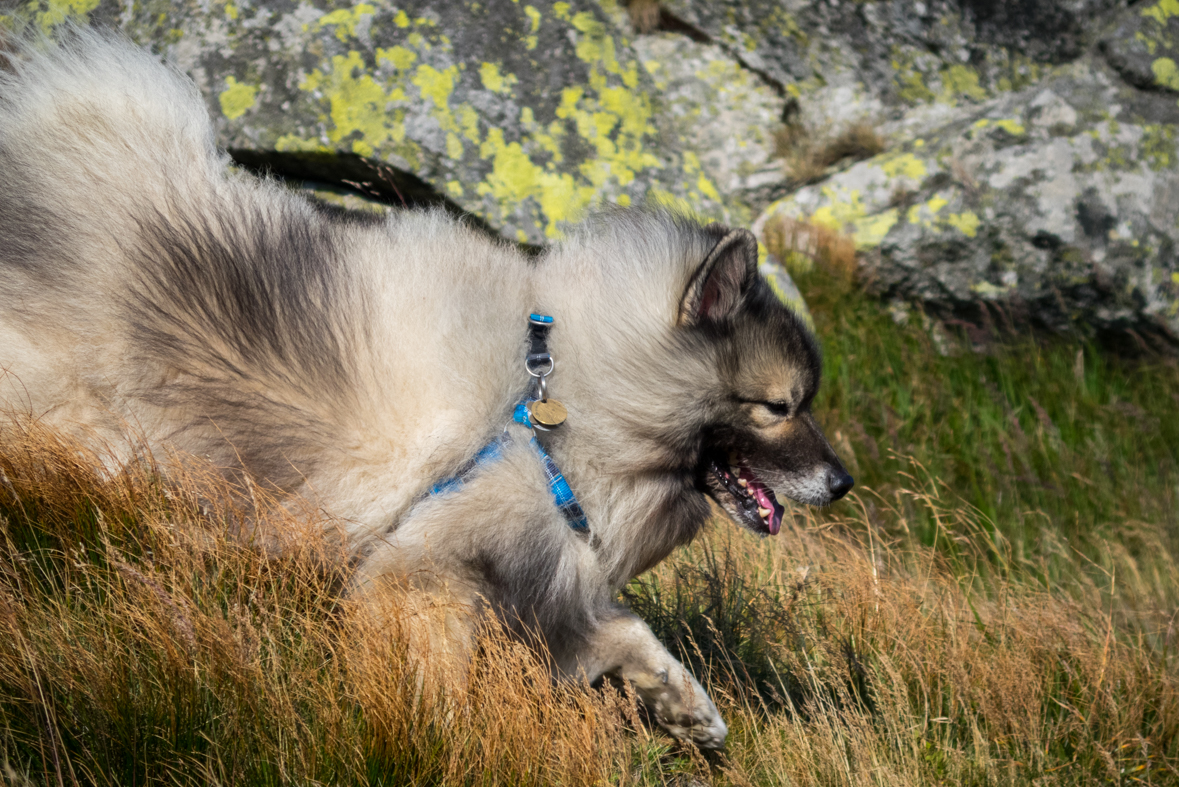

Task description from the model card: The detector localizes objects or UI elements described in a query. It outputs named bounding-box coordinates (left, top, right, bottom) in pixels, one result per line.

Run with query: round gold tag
left=529, top=398, right=568, bottom=427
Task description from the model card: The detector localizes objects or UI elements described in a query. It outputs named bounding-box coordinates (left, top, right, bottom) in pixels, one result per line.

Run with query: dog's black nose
left=827, top=468, right=854, bottom=501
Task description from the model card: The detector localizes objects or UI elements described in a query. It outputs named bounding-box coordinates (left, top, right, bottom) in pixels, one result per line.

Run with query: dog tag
left=529, top=398, right=567, bottom=427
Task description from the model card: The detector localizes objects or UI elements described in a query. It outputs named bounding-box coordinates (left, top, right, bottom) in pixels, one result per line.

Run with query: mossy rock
left=5, top=0, right=736, bottom=244
left=657, top=0, right=1123, bottom=138
left=754, top=58, right=1179, bottom=347
left=1102, top=0, right=1179, bottom=94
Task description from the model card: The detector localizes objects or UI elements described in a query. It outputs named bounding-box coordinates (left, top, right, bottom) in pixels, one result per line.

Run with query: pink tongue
left=737, top=465, right=784, bottom=535
left=750, top=484, right=774, bottom=513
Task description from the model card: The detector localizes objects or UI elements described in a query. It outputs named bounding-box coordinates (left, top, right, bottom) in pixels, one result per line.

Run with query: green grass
left=801, top=266, right=1179, bottom=606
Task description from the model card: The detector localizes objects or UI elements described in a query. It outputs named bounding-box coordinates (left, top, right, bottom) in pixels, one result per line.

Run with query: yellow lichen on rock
left=377, top=45, right=417, bottom=71
left=1152, top=57, right=1179, bottom=91
left=412, top=63, right=476, bottom=143
left=809, top=187, right=898, bottom=249
left=318, top=4, right=376, bottom=42
left=274, top=134, right=330, bottom=153
left=35, top=0, right=99, bottom=31
left=412, top=64, right=459, bottom=111
left=523, top=5, right=540, bottom=49
left=940, top=64, right=987, bottom=105
left=974, top=118, right=1026, bottom=135
left=1142, top=0, right=1179, bottom=24
left=476, top=128, right=596, bottom=239
left=880, top=152, right=927, bottom=181
left=303, top=51, right=399, bottom=157
left=908, top=194, right=949, bottom=227
left=274, top=4, right=693, bottom=240
left=853, top=209, right=898, bottom=248
left=946, top=211, right=980, bottom=238
left=219, top=76, right=258, bottom=120
left=479, top=62, right=517, bottom=95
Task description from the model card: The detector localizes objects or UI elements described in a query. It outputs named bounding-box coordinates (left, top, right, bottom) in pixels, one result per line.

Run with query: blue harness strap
left=428, top=432, right=510, bottom=496
left=426, top=313, right=589, bottom=534
left=512, top=400, right=533, bottom=428
left=526, top=435, right=589, bottom=532
left=426, top=425, right=588, bottom=533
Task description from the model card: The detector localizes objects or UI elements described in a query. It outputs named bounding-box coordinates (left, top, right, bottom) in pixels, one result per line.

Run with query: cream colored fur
left=0, top=30, right=737, bottom=747
left=3, top=24, right=858, bottom=745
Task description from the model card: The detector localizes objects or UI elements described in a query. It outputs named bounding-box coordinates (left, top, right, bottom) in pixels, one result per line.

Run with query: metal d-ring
left=526, top=356, right=555, bottom=377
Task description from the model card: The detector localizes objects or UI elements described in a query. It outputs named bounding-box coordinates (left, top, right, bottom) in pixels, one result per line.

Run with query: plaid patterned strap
left=528, top=436, right=589, bottom=532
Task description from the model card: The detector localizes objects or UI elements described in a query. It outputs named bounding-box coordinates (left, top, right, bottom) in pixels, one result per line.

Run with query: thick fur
left=0, top=30, right=851, bottom=748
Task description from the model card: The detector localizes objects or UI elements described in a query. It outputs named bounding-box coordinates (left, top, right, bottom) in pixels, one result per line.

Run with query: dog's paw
left=648, top=684, right=728, bottom=749
left=686, top=709, right=728, bottom=750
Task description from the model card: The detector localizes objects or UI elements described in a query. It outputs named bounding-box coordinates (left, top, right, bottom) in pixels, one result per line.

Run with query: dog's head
left=680, top=227, right=853, bottom=535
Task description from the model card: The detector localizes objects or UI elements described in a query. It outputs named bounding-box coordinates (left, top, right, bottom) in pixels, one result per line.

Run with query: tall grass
left=0, top=425, right=632, bottom=785
left=795, top=256, right=1179, bottom=618
left=2, top=252, right=1178, bottom=784
left=643, top=499, right=1179, bottom=785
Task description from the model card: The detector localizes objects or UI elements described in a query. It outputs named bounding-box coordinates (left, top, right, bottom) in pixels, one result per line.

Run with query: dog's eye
left=762, top=401, right=791, bottom=418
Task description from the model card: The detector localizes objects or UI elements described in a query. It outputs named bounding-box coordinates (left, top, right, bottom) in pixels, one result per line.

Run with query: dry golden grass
left=775, top=120, right=887, bottom=186
left=761, top=213, right=858, bottom=283
left=626, top=0, right=662, bottom=34
left=639, top=478, right=1179, bottom=785
left=0, top=423, right=634, bottom=785
left=1, top=422, right=1176, bottom=785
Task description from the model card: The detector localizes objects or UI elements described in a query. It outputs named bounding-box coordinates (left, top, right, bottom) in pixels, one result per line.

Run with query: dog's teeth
left=758, top=507, right=771, bottom=518
left=737, top=478, right=748, bottom=488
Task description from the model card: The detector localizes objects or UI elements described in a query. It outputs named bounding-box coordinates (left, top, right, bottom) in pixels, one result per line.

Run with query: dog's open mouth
left=704, top=452, right=785, bottom=535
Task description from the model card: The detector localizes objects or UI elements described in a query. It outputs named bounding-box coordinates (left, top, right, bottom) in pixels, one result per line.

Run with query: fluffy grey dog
left=0, top=30, right=853, bottom=747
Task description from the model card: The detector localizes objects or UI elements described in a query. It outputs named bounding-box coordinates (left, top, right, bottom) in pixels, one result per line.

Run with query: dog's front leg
left=566, top=607, right=727, bottom=749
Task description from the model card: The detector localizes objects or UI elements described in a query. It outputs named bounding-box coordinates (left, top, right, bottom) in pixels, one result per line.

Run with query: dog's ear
left=678, top=228, right=759, bottom=326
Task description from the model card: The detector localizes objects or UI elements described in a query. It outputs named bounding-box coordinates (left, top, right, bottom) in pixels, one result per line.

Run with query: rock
left=1102, top=0, right=1179, bottom=93
left=625, top=30, right=787, bottom=216
left=7, top=0, right=737, bottom=245
left=759, top=253, right=811, bottom=325
left=4, top=0, right=816, bottom=324
left=754, top=58, right=1179, bottom=347
left=657, top=0, right=1123, bottom=138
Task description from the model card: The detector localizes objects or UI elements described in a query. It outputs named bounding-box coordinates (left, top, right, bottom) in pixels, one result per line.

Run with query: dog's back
left=0, top=31, right=531, bottom=536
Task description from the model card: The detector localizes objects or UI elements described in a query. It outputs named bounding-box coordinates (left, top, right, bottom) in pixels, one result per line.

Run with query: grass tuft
left=0, top=423, right=632, bottom=786
left=625, top=0, right=662, bottom=34
left=762, top=213, right=859, bottom=283
left=775, top=120, right=887, bottom=186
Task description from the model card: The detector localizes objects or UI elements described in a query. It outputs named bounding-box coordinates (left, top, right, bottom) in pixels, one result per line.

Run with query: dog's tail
left=0, top=27, right=224, bottom=277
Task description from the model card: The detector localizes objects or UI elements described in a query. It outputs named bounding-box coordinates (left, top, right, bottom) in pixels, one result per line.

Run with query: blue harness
left=426, top=314, right=589, bottom=533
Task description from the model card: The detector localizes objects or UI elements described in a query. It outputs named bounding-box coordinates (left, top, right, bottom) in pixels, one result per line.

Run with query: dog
left=0, top=30, right=853, bottom=748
